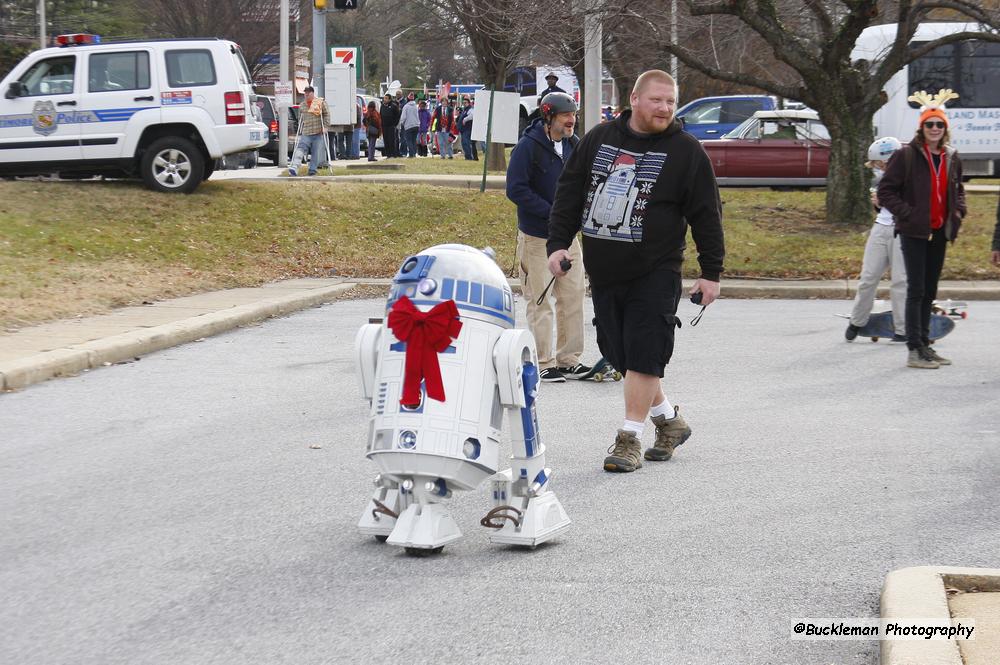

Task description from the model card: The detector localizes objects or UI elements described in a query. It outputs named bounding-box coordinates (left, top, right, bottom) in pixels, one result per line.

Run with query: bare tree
left=414, top=0, right=544, bottom=170
left=136, top=0, right=284, bottom=75
left=612, top=0, right=1000, bottom=225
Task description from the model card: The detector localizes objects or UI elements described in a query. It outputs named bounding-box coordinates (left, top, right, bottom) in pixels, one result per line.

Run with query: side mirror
left=5, top=81, right=26, bottom=99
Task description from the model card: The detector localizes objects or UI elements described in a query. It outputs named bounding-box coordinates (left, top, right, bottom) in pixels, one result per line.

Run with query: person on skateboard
left=845, top=137, right=907, bottom=343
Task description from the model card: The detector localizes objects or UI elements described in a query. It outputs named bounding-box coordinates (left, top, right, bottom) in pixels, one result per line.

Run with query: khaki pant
left=849, top=223, right=906, bottom=336
left=517, top=232, right=585, bottom=370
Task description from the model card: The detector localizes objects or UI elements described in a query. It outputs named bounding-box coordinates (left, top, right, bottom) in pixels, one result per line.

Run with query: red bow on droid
left=387, top=296, right=463, bottom=407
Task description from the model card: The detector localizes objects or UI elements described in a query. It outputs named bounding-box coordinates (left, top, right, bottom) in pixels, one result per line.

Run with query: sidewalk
left=209, top=163, right=1000, bottom=194
left=2, top=276, right=999, bottom=392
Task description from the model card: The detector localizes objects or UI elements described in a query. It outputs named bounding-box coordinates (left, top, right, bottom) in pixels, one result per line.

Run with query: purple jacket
left=418, top=108, right=431, bottom=133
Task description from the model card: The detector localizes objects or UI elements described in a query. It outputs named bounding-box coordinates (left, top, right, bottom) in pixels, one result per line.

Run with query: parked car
left=0, top=33, right=266, bottom=193
left=701, top=109, right=830, bottom=188
left=255, top=96, right=299, bottom=164
left=677, top=95, right=777, bottom=140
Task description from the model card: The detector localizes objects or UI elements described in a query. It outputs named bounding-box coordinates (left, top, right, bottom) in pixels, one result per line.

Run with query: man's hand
left=690, top=278, right=720, bottom=306
left=548, top=249, right=572, bottom=277
left=992, top=250, right=1000, bottom=267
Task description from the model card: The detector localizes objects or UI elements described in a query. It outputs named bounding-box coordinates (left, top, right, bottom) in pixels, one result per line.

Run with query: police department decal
left=32, top=100, right=58, bottom=136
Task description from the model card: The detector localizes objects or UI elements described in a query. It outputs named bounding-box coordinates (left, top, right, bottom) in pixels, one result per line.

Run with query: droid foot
left=387, top=503, right=463, bottom=550
left=488, top=491, right=571, bottom=547
left=358, top=488, right=400, bottom=539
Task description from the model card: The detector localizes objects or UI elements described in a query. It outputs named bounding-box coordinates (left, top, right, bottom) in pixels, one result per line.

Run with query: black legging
left=899, top=228, right=947, bottom=350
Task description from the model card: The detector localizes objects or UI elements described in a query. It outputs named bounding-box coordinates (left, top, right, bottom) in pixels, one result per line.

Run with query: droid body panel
left=354, top=244, right=570, bottom=554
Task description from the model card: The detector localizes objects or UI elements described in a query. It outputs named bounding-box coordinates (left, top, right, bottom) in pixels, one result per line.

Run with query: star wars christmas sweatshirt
left=546, top=111, right=725, bottom=286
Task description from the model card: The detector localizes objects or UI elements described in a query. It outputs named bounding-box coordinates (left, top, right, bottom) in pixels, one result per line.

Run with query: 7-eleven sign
left=329, top=46, right=362, bottom=82
left=330, top=47, right=356, bottom=65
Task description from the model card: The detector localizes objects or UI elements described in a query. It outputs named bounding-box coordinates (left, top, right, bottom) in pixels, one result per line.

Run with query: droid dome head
left=387, top=244, right=515, bottom=329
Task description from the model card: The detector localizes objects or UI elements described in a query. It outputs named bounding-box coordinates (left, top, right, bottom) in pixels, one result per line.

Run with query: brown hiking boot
left=644, top=406, right=692, bottom=461
left=604, top=430, right=643, bottom=473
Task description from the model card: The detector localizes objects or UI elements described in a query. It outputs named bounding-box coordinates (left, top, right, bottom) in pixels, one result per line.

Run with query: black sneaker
left=558, top=363, right=592, bottom=379
left=539, top=367, right=566, bottom=383
left=890, top=334, right=907, bottom=343
left=845, top=323, right=861, bottom=341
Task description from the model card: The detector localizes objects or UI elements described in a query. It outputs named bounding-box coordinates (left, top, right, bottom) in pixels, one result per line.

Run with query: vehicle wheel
left=404, top=546, right=444, bottom=557
left=202, top=161, right=215, bottom=181
left=141, top=137, right=204, bottom=194
left=374, top=535, right=388, bottom=543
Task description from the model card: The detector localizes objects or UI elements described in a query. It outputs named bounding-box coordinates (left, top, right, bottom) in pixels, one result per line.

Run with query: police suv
left=0, top=34, right=266, bottom=193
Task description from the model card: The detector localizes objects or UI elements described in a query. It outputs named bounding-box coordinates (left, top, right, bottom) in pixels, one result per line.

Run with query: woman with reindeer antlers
left=877, top=89, right=967, bottom=370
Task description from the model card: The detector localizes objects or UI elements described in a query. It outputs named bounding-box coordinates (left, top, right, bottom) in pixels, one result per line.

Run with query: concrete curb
left=0, top=282, right=357, bottom=392
left=3, top=276, right=1000, bottom=392
left=881, top=565, right=1000, bottom=665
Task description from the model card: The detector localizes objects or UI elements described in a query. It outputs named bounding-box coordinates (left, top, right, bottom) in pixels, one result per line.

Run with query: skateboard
left=852, top=310, right=955, bottom=342
left=575, top=357, right=622, bottom=382
left=932, top=299, right=968, bottom=319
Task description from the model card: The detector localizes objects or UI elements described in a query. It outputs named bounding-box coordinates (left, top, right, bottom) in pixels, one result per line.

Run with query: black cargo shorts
left=591, top=268, right=682, bottom=378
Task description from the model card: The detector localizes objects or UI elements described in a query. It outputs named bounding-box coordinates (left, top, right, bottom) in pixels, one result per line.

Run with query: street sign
left=275, top=81, right=293, bottom=107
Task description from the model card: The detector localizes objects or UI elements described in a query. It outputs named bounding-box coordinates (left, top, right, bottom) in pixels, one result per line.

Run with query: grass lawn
left=282, top=147, right=513, bottom=177
left=1, top=179, right=997, bottom=328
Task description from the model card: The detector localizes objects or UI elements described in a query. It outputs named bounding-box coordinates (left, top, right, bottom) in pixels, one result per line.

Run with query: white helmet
left=868, top=136, right=902, bottom=161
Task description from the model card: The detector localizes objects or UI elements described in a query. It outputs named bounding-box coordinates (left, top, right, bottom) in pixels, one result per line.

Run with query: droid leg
left=487, top=330, right=571, bottom=547
left=357, top=475, right=400, bottom=541
left=386, top=478, right=463, bottom=553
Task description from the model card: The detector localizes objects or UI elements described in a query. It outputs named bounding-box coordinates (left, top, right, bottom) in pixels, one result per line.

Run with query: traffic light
left=314, top=0, right=326, bottom=9
left=333, top=0, right=359, bottom=8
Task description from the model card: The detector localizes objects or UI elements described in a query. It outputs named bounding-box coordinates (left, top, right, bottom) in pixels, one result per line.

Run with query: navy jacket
left=506, top=117, right=578, bottom=239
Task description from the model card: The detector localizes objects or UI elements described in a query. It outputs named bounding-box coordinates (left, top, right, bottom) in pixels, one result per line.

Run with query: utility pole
left=312, top=3, right=327, bottom=97
left=582, top=0, right=602, bottom=133
left=279, top=0, right=290, bottom=167
left=39, top=0, right=46, bottom=49
left=389, top=26, right=414, bottom=87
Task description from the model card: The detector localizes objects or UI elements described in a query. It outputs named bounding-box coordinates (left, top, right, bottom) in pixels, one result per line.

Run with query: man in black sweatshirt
left=546, top=69, right=725, bottom=473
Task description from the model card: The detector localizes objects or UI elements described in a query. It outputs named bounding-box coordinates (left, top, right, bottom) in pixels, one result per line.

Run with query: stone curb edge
left=881, top=565, right=1000, bottom=665
left=0, top=283, right=357, bottom=392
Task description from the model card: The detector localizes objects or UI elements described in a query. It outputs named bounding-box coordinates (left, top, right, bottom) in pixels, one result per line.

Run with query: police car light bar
left=55, top=34, right=101, bottom=46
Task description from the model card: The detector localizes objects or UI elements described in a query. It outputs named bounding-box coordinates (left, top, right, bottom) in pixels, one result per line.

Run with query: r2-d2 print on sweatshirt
left=354, top=244, right=571, bottom=556
left=584, top=146, right=667, bottom=242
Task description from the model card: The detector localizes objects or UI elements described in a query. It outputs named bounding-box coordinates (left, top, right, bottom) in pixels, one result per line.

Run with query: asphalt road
left=2, top=297, right=998, bottom=665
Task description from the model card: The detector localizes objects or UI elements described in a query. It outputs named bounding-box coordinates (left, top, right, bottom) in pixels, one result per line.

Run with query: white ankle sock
left=621, top=419, right=644, bottom=436
left=649, top=398, right=675, bottom=419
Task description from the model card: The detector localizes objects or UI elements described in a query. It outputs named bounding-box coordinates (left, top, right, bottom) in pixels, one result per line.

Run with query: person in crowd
left=380, top=93, right=400, bottom=158
left=845, top=137, right=907, bottom=343
left=400, top=92, right=420, bottom=158
left=546, top=69, right=724, bottom=473
left=877, top=90, right=966, bottom=369
left=431, top=97, right=458, bottom=159
left=540, top=72, right=565, bottom=98
left=417, top=99, right=431, bottom=156
left=457, top=97, right=478, bottom=161
left=363, top=100, right=381, bottom=162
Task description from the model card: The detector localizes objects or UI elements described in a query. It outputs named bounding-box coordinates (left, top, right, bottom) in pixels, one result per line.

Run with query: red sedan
left=700, top=110, right=831, bottom=188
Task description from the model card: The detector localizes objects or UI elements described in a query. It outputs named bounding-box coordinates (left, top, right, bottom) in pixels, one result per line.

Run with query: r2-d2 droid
left=354, top=244, right=571, bottom=555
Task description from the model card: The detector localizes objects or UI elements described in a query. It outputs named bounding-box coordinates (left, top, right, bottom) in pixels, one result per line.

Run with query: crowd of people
left=286, top=86, right=486, bottom=167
